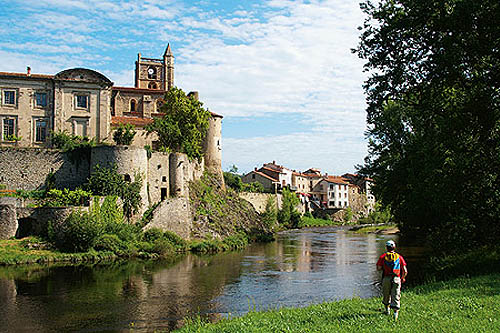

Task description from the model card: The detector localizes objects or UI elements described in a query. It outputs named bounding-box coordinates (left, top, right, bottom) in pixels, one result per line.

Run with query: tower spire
left=164, top=43, right=172, bottom=57
left=163, top=43, right=174, bottom=90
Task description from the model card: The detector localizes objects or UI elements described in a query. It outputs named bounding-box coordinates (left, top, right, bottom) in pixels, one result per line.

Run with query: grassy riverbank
left=298, top=216, right=349, bottom=228
left=349, top=224, right=399, bottom=234
left=176, top=273, right=500, bottom=332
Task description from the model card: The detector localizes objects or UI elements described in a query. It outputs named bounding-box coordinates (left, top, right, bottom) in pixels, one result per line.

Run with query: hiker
left=376, top=240, right=408, bottom=320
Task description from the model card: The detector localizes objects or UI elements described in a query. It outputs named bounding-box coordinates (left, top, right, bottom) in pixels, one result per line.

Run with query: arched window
left=148, top=82, right=158, bottom=89
left=130, top=99, right=136, bottom=112
left=147, top=67, right=157, bottom=80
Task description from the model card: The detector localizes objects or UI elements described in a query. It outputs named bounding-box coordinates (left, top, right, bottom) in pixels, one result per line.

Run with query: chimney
left=27, top=66, right=31, bottom=76
left=273, top=160, right=276, bottom=164
left=254, top=167, right=257, bottom=171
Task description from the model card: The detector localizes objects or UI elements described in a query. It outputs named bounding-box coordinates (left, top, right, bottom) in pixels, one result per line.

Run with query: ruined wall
left=144, top=197, right=193, bottom=240
left=91, top=145, right=149, bottom=213
left=0, top=198, right=17, bottom=239
left=238, top=193, right=282, bottom=214
left=0, top=147, right=90, bottom=191
left=147, top=152, right=170, bottom=203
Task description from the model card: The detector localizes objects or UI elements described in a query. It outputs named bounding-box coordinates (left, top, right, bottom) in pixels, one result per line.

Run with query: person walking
left=376, top=240, right=408, bottom=320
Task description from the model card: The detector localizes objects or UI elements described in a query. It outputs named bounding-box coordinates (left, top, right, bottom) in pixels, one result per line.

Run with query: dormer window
left=147, top=67, right=157, bottom=80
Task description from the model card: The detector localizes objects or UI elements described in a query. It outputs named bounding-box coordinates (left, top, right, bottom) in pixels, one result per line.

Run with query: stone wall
left=0, top=198, right=17, bottom=239
left=144, top=197, right=193, bottom=240
left=238, top=193, right=282, bottom=214
left=0, top=147, right=90, bottom=191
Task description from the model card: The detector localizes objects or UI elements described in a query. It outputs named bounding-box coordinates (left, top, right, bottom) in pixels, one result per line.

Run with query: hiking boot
left=393, top=311, right=399, bottom=321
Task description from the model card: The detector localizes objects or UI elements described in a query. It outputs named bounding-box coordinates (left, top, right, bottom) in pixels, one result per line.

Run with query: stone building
left=0, top=44, right=223, bottom=164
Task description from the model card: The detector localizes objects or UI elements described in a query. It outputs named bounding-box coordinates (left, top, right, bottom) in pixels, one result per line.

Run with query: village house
left=310, top=176, right=350, bottom=209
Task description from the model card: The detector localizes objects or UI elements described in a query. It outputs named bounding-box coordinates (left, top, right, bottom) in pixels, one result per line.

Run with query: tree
left=354, top=0, right=500, bottom=252
left=146, top=87, right=211, bottom=161
left=113, top=123, right=136, bottom=145
left=278, top=188, right=301, bottom=228
left=86, top=165, right=143, bottom=223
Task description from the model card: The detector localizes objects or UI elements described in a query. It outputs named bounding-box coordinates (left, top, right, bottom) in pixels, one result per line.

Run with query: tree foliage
left=113, top=123, right=136, bottom=145
left=86, top=165, right=143, bottom=222
left=354, top=0, right=500, bottom=251
left=278, top=188, right=301, bottom=228
left=146, top=87, right=211, bottom=160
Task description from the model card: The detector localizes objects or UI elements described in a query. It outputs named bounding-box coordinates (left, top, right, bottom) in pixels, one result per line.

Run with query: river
left=0, top=227, right=424, bottom=332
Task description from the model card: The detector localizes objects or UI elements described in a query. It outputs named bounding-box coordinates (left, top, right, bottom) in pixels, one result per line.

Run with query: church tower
left=134, top=44, right=174, bottom=90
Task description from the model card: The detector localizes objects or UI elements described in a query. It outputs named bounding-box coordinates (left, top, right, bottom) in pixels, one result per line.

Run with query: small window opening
left=161, top=188, right=167, bottom=201
left=130, top=99, right=136, bottom=112
left=162, top=176, right=167, bottom=182
left=124, top=174, right=131, bottom=182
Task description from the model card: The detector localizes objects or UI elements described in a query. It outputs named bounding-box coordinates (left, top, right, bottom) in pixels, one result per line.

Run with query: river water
left=0, top=227, right=424, bottom=332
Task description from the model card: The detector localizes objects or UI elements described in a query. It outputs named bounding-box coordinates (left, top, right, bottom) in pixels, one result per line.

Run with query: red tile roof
left=111, top=116, right=154, bottom=127
left=0, top=72, right=54, bottom=79
left=113, top=86, right=166, bottom=94
left=251, top=171, right=279, bottom=182
left=323, top=176, right=349, bottom=185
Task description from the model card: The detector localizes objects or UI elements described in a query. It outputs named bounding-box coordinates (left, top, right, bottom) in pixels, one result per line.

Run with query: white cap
left=386, top=240, right=396, bottom=248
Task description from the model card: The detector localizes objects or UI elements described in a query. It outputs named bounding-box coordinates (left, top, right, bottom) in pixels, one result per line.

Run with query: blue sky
left=0, top=0, right=368, bottom=175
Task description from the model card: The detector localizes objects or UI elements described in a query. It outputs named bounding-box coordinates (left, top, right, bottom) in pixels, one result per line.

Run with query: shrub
left=113, top=123, right=136, bottom=145
left=241, top=182, right=264, bottom=193
left=94, top=234, right=127, bottom=254
left=48, top=211, right=103, bottom=253
left=142, top=228, right=164, bottom=243
left=42, top=188, right=92, bottom=207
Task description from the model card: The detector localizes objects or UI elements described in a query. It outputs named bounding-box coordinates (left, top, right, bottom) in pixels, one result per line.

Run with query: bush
left=94, top=234, right=127, bottom=254
left=113, top=123, right=136, bottom=145
left=42, top=188, right=92, bottom=207
left=48, top=211, right=103, bottom=253
left=241, top=182, right=264, bottom=193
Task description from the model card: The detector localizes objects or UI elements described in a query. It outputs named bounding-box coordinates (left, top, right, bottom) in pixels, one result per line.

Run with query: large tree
left=146, top=87, right=210, bottom=161
left=354, top=0, right=500, bottom=251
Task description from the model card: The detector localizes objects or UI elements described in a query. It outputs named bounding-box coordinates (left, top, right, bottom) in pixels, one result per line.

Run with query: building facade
left=0, top=44, right=222, bottom=163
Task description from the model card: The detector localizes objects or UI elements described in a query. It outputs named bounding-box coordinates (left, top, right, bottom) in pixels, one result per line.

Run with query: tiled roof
left=111, top=116, right=154, bottom=127
left=113, top=86, right=166, bottom=94
left=0, top=72, right=54, bottom=79
left=323, top=176, right=349, bottom=185
left=251, top=171, right=279, bottom=182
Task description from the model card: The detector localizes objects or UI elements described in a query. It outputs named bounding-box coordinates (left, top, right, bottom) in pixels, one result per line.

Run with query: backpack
left=383, top=252, right=401, bottom=277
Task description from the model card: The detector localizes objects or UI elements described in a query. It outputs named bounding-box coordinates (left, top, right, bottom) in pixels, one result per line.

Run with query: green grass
left=298, top=216, right=347, bottom=228
left=0, top=237, right=117, bottom=265
left=176, top=274, right=500, bottom=332
left=349, top=224, right=398, bottom=234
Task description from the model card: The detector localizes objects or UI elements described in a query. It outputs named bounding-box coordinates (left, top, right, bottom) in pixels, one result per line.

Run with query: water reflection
left=0, top=227, right=423, bottom=332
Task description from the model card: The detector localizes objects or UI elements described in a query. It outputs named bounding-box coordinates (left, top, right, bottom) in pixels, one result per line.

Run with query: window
left=3, top=90, right=16, bottom=105
left=35, top=119, right=48, bottom=142
left=2, top=118, right=15, bottom=140
left=75, top=94, right=89, bottom=109
left=130, top=99, right=136, bottom=112
left=252, top=174, right=255, bottom=179
left=148, top=82, right=158, bottom=89
left=35, top=92, right=47, bottom=107
left=338, top=201, right=341, bottom=207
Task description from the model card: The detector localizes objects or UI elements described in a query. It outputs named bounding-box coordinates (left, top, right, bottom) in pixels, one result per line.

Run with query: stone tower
left=134, top=44, right=174, bottom=90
